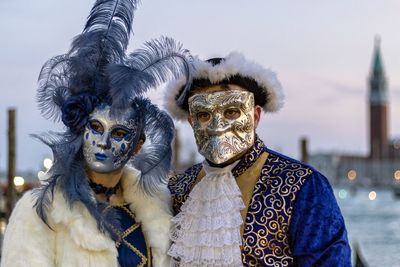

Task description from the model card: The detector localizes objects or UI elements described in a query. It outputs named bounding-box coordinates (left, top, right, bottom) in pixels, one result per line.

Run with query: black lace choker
left=89, top=180, right=120, bottom=201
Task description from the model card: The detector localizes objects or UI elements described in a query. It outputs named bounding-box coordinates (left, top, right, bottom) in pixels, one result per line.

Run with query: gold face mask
left=188, top=90, right=255, bottom=164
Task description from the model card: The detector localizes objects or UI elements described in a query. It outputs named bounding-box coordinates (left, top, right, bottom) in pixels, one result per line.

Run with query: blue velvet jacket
left=169, top=138, right=351, bottom=267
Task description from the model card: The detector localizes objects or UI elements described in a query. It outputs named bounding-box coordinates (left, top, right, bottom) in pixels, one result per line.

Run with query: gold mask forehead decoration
left=189, top=90, right=255, bottom=164
left=189, top=88, right=250, bottom=108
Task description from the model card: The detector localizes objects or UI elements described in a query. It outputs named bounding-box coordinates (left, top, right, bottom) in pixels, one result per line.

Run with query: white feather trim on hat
left=164, top=75, right=188, bottom=121
left=164, top=52, right=284, bottom=121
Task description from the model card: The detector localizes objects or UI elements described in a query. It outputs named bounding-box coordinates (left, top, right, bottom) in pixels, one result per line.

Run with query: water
left=336, top=188, right=400, bottom=267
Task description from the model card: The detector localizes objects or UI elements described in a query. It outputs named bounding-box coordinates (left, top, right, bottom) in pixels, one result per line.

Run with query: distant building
left=309, top=37, right=400, bottom=187
left=369, top=37, right=389, bottom=160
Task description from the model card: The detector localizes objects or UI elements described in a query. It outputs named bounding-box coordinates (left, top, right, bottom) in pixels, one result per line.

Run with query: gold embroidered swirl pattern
left=232, top=137, right=265, bottom=177
left=241, top=152, right=312, bottom=266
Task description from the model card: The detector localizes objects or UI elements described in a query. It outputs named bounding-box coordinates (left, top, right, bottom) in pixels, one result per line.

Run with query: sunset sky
left=1, top=0, right=400, bottom=172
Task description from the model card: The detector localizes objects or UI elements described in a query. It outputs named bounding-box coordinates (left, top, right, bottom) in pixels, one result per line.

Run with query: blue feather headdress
left=33, top=0, right=192, bottom=236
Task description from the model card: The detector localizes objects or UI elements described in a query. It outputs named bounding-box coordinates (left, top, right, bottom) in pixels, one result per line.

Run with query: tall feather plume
left=108, top=36, right=193, bottom=110
left=131, top=98, right=175, bottom=195
left=36, top=55, right=71, bottom=121
left=36, top=0, right=138, bottom=122
left=68, top=0, right=138, bottom=98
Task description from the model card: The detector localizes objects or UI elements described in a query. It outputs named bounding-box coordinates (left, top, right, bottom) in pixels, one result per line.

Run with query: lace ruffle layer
left=169, top=161, right=244, bottom=266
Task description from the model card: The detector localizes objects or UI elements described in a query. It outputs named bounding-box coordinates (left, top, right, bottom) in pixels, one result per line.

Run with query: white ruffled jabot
left=169, top=161, right=244, bottom=267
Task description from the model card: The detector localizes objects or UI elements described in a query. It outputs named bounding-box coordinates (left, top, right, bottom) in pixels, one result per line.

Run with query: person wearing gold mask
left=165, top=53, right=351, bottom=266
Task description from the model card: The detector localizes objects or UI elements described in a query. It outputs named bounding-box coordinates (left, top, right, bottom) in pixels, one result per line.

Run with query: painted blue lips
left=95, top=153, right=108, bottom=161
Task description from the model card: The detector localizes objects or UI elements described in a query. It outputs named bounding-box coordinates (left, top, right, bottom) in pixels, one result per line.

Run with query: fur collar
left=49, top=166, right=172, bottom=267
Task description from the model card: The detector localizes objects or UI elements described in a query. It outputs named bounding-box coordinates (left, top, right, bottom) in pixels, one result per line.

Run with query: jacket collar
left=232, top=135, right=266, bottom=178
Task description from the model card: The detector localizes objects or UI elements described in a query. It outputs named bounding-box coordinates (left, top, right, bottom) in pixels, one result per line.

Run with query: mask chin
left=199, top=133, right=254, bottom=165
left=86, top=160, right=122, bottom=174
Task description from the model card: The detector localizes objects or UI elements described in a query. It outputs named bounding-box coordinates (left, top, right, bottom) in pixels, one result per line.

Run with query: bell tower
left=368, top=37, right=389, bottom=160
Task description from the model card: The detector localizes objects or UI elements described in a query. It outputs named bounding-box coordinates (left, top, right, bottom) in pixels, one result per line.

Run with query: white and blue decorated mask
left=83, top=105, right=140, bottom=173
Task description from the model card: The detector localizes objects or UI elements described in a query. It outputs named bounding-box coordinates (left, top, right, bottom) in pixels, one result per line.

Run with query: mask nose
left=207, top=114, right=230, bottom=136
left=97, top=132, right=111, bottom=149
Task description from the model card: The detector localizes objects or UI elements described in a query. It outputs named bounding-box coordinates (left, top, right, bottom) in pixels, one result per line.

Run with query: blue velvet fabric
left=289, top=171, right=351, bottom=266
left=112, top=205, right=151, bottom=267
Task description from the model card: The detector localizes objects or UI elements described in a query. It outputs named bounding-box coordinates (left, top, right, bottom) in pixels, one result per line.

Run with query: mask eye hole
left=196, top=111, right=211, bottom=122
left=111, top=128, right=129, bottom=141
left=224, top=108, right=241, bottom=120
left=89, top=120, right=104, bottom=134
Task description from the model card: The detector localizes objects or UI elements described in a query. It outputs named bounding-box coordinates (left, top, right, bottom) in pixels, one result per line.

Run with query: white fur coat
left=0, top=167, right=172, bottom=267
